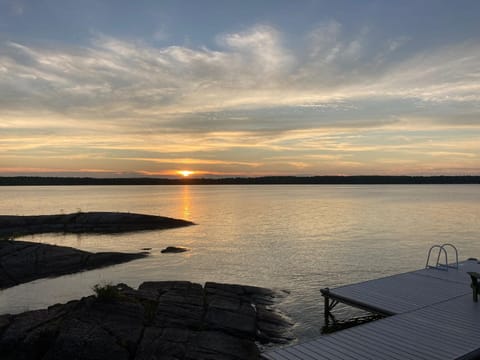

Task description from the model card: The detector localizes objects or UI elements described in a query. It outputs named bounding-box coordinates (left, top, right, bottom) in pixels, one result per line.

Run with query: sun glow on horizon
left=177, top=170, right=195, bottom=177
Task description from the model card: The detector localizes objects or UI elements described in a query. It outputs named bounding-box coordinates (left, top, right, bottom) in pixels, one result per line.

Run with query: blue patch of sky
left=1, top=0, right=479, bottom=49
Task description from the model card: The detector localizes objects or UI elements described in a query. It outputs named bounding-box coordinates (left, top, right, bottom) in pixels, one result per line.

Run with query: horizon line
left=1, top=175, right=479, bottom=186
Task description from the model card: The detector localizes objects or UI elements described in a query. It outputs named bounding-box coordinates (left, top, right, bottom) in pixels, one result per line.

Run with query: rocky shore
left=0, top=281, right=294, bottom=360
left=0, top=212, right=195, bottom=238
left=0, top=213, right=295, bottom=358
left=0, top=239, right=148, bottom=289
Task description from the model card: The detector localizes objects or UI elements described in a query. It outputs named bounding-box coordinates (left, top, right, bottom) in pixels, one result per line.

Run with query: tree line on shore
left=1, top=175, right=480, bottom=186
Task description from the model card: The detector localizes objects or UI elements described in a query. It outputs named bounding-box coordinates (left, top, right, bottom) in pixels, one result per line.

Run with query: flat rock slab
left=0, top=239, right=148, bottom=289
left=0, top=212, right=195, bottom=237
left=0, top=281, right=295, bottom=360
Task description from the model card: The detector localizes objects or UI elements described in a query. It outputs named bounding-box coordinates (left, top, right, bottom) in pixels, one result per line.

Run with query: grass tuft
left=92, top=283, right=120, bottom=302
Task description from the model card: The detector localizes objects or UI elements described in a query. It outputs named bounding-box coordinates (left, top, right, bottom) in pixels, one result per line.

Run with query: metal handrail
left=426, top=245, right=448, bottom=270
left=440, top=243, right=459, bottom=269
left=425, top=243, right=459, bottom=271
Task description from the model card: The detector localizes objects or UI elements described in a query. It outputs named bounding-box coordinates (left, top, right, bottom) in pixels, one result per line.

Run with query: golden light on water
left=182, top=185, right=191, bottom=220
left=178, top=170, right=194, bottom=177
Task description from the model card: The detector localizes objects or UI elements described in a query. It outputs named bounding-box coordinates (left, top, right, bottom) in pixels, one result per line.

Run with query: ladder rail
left=425, top=243, right=459, bottom=271
left=426, top=245, right=447, bottom=270
left=440, top=243, right=459, bottom=269
left=436, top=247, right=448, bottom=270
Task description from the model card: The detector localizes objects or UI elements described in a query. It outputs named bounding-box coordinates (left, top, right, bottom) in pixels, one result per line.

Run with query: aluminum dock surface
left=263, top=259, right=480, bottom=360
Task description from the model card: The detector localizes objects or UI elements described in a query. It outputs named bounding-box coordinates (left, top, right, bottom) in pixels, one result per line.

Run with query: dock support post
left=320, top=288, right=338, bottom=326
left=323, top=289, right=330, bottom=326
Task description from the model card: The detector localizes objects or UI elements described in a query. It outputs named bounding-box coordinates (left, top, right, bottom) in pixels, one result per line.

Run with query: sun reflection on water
left=182, top=185, right=191, bottom=220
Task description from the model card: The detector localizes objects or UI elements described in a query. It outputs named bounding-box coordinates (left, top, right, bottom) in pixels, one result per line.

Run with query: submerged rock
left=161, top=246, right=189, bottom=253
left=0, top=239, right=148, bottom=290
left=0, top=281, right=295, bottom=360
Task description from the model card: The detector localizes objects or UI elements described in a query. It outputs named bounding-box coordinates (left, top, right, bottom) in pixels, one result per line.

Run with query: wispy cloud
left=1, top=22, right=479, bottom=175
left=1, top=24, right=479, bottom=118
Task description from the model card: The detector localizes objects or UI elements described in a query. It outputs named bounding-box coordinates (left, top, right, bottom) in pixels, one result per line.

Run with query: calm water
left=1, top=185, right=479, bottom=340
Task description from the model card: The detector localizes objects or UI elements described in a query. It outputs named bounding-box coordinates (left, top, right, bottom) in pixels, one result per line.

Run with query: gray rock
left=0, top=302, right=77, bottom=358
left=0, top=212, right=195, bottom=237
left=0, top=315, right=11, bottom=336
left=205, top=282, right=245, bottom=296
left=160, top=246, right=189, bottom=253
left=186, top=331, right=259, bottom=360
left=139, top=281, right=193, bottom=293
left=44, top=318, right=130, bottom=360
left=256, top=304, right=295, bottom=344
left=1, top=305, right=69, bottom=349
left=0, top=239, right=148, bottom=290
left=136, top=327, right=191, bottom=360
left=77, top=300, right=145, bottom=353
left=155, top=302, right=204, bottom=330
left=205, top=307, right=256, bottom=338
left=257, top=305, right=294, bottom=327
left=0, top=281, right=294, bottom=360
left=207, top=295, right=242, bottom=312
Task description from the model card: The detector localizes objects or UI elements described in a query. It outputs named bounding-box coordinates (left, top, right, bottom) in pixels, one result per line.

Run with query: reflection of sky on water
left=1, top=185, right=480, bottom=340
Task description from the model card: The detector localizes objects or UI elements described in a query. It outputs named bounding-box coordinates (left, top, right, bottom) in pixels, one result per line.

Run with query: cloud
left=220, top=25, right=293, bottom=77
left=1, top=23, right=478, bottom=125
left=370, top=42, right=480, bottom=103
left=1, top=22, right=479, bottom=176
left=305, top=20, right=369, bottom=73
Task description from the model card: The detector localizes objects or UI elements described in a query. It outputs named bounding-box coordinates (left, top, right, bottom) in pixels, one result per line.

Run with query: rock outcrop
left=161, top=246, right=189, bottom=253
left=0, top=239, right=148, bottom=289
left=0, top=281, right=295, bottom=360
left=0, top=212, right=195, bottom=237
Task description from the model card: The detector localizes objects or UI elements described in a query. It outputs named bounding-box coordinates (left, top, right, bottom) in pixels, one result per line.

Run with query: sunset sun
left=178, top=170, right=194, bottom=177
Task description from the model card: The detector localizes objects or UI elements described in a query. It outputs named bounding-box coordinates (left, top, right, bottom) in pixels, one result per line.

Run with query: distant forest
left=1, top=176, right=480, bottom=186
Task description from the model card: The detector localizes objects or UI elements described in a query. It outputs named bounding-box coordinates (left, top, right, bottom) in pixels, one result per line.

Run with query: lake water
left=1, top=185, right=479, bottom=341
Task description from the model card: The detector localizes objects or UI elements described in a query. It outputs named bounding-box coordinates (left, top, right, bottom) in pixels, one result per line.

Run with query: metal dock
left=263, top=246, right=480, bottom=360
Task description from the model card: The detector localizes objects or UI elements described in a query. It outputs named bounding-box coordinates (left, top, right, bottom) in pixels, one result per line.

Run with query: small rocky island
left=0, top=239, right=148, bottom=290
left=0, top=281, right=294, bottom=360
left=0, top=212, right=195, bottom=237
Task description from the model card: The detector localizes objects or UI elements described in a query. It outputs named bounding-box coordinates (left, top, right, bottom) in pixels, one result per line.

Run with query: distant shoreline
left=0, top=175, right=480, bottom=186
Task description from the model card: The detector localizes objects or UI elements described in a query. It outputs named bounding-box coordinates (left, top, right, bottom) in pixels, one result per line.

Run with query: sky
left=1, top=0, right=479, bottom=178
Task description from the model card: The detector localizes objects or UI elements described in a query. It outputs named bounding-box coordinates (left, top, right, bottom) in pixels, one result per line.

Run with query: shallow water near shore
left=1, top=184, right=480, bottom=341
